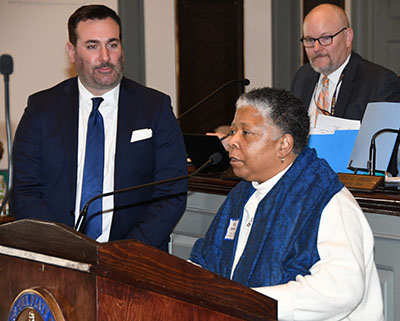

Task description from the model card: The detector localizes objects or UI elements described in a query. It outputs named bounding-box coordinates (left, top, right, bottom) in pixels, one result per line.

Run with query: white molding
left=0, top=245, right=91, bottom=272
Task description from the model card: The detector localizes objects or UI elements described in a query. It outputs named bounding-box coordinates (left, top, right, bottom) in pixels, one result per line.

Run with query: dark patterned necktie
left=81, top=97, right=104, bottom=239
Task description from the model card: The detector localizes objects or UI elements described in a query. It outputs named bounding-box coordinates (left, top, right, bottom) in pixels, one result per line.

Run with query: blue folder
left=308, top=130, right=359, bottom=173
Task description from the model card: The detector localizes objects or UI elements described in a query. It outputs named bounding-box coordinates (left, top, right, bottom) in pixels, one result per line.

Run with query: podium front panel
left=0, top=254, right=96, bottom=321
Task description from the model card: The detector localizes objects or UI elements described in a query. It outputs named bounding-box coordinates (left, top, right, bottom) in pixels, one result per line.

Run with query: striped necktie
left=316, top=76, right=330, bottom=115
left=81, top=97, right=104, bottom=240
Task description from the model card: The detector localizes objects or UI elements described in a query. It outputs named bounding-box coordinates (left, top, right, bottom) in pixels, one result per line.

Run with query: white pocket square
left=130, top=128, right=152, bottom=143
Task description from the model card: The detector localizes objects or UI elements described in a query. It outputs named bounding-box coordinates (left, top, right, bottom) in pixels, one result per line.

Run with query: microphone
left=74, top=152, right=223, bottom=233
left=368, top=128, right=400, bottom=176
left=0, top=54, right=14, bottom=215
left=0, top=54, right=14, bottom=81
left=208, top=151, right=222, bottom=165
left=177, top=78, right=250, bottom=121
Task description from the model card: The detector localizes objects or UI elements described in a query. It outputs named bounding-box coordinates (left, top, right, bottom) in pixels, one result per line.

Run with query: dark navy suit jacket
left=10, top=77, right=188, bottom=250
left=291, top=52, right=400, bottom=121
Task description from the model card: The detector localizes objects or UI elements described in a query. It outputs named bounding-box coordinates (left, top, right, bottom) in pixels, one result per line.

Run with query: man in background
left=291, top=3, right=400, bottom=127
left=10, top=5, right=187, bottom=250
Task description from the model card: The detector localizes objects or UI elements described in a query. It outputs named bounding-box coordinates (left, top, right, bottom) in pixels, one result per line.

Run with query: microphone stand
left=74, top=152, right=222, bottom=233
left=0, top=54, right=13, bottom=215
left=368, top=128, right=400, bottom=176
left=177, top=79, right=250, bottom=121
left=3, top=70, right=12, bottom=192
left=339, top=128, right=400, bottom=192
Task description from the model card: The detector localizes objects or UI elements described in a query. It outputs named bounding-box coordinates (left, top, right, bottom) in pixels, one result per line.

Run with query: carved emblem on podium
left=8, top=287, right=65, bottom=321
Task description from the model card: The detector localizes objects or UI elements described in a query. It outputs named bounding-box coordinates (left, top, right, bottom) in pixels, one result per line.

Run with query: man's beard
left=310, top=53, right=333, bottom=75
left=92, top=61, right=124, bottom=88
left=75, top=55, right=125, bottom=92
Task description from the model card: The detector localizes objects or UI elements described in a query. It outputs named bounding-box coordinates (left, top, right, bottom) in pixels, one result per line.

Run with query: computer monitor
left=183, top=133, right=231, bottom=173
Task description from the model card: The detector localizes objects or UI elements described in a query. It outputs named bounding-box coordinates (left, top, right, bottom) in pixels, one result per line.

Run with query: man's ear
left=66, top=42, right=76, bottom=63
left=278, top=134, right=294, bottom=159
left=345, top=27, right=353, bottom=48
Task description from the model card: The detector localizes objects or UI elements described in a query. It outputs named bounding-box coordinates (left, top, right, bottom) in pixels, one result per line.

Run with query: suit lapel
left=59, top=78, right=79, bottom=207
left=114, top=78, right=139, bottom=189
left=333, top=52, right=358, bottom=118
left=305, top=71, right=319, bottom=106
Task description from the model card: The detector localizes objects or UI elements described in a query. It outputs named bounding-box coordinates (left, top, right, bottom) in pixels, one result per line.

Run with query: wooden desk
left=188, top=172, right=400, bottom=216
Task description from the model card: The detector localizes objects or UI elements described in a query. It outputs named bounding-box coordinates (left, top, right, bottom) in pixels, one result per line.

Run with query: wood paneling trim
left=189, top=174, right=400, bottom=216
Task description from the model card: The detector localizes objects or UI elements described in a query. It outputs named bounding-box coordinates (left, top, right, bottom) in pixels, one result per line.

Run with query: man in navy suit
left=291, top=4, right=400, bottom=127
left=10, top=5, right=188, bottom=250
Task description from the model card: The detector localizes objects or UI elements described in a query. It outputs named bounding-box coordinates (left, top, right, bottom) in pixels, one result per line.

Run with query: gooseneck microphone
left=0, top=54, right=14, bottom=81
left=368, top=128, right=400, bottom=176
left=0, top=54, right=14, bottom=215
left=177, top=78, right=250, bottom=121
left=74, top=152, right=223, bottom=233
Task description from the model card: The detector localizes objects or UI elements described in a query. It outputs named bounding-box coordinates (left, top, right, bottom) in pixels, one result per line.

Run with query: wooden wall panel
left=176, top=0, right=244, bottom=134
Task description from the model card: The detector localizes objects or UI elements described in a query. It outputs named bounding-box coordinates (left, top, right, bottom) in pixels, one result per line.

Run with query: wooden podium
left=0, top=219, right=276, bottom=321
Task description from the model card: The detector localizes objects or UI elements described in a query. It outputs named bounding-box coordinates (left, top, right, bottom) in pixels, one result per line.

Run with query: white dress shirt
left=74, top=79, right=120, bottom=242
left=231, top=166, right=290, bottom=277
left=309, top=53, right=351, bottom=127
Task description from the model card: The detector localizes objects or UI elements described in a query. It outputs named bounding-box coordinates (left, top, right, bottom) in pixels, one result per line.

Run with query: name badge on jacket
left=130, top=128, right=152, bottom=143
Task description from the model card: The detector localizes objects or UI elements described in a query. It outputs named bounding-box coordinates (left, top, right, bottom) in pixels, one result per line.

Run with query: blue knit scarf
left=190, top=147, right=343, bottom=287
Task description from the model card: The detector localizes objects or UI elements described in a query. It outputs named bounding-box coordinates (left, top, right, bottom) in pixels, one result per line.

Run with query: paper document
left=314, top=114, right=360, bottom=132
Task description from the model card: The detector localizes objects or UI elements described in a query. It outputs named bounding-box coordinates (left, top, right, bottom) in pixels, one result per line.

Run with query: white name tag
left=224, top=219, right=239, bottom=240
left=130, top=128, right=152, bottom=143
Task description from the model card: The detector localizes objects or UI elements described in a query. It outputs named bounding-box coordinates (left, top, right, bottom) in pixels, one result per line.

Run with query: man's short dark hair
left=236, top=87, right=310, bottom=154
left=68, top=5, right=122, bottom=46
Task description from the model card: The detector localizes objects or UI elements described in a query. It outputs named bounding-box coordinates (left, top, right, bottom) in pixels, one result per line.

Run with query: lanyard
left=330, top=73, right=344, bottom=115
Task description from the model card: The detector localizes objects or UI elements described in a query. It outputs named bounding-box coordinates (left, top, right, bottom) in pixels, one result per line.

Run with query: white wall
left=0, top=0, right=117, bottom=169
left=0, top=0, right=272, bottom=170
left=244, top=0, right=272, bottom=89
left=143, top=1, right=178, bottom=108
